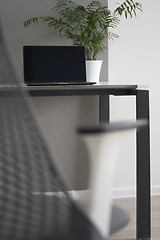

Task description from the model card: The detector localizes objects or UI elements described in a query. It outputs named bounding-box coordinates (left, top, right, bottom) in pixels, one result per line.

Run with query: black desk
left=17, top=83, right=151, bottom=239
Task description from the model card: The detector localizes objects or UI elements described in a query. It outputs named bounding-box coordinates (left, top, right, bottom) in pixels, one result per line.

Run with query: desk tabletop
left=22, top=83, right=138, bottom=96
left=0, top=83, right=147, bottom=97
left=0, top=82, right=137, bottom=89
left=24, top=83, right=138, bottom=91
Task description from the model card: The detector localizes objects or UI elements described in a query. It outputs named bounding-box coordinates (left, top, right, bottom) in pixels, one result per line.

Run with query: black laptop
left=23, top=46, right=95, bottom=86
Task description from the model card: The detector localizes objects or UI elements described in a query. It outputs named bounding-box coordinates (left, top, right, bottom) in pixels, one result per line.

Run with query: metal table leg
left=99, top=95, right=110, bottom=123
left=136, top=90, right=151, bottom=239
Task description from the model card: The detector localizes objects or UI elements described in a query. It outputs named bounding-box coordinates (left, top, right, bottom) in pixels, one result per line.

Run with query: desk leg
left=99, top=95, right=109, bottom=123
left=136, top=90, right=151, bottom=239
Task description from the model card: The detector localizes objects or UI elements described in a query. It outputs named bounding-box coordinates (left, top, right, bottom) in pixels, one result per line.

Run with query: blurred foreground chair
left=77, top=120, right=147, bottom=238
left=0, top=21, right=147, bottom=240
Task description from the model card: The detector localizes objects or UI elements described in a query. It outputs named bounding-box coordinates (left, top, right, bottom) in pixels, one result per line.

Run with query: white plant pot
left=86, top=60, right=102, bottom=83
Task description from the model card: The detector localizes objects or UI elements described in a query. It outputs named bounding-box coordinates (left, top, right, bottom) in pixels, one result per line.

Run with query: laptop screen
left=23, top=46, right=87, bottom=84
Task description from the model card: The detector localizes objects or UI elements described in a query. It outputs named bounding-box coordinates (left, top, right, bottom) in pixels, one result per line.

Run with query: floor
left=109, top=196, right=160, bottom=240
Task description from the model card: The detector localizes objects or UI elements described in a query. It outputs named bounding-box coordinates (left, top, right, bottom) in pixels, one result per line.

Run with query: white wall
left=109, top=0, right=160, bottom=196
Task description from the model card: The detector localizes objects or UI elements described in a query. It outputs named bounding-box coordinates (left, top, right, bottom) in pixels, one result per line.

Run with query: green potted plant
left=24, top=0, right=142, bottom=83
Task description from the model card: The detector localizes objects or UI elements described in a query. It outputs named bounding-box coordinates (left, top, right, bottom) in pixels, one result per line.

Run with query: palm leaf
left=24, top=0, right=142, bottom=59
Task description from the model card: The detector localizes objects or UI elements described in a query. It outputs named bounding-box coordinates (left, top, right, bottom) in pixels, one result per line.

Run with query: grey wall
left=0, top=0, right=108, bottom=189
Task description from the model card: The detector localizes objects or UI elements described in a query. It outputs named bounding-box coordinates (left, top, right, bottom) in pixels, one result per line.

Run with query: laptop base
left=26, top=82, right=96, bottom=86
